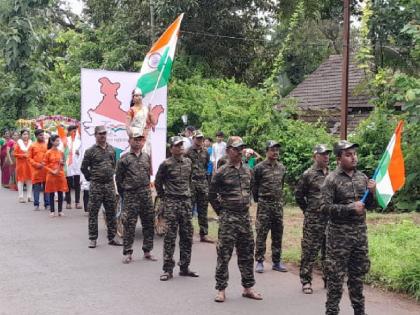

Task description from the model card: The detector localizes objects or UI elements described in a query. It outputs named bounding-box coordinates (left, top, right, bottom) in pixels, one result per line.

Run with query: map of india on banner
left=80, top=69, right=167, bottom=178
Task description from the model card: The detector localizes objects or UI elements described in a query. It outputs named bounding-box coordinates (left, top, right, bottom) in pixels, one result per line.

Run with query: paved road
left=0, top=187, right=418, bottom=315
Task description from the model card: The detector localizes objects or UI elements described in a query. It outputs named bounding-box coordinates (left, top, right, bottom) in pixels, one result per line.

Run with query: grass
left=194, top=205, right=420, bottom=300
left=367, top=219, right=420, bottom=300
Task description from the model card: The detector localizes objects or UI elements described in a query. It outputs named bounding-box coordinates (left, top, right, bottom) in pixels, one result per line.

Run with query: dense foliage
left=0, top=0, right=418, bottom=210
left=351, top=0, right=420, bottom=212
left=168, top=76, right=334, bottom=186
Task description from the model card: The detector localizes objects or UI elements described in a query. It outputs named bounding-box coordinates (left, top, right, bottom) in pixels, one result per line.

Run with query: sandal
left=242, top=288, right=263, bottom=300
left=302, top=283, right=313, bottom=294
left=144, top=252, right=158, bottom=261
left=122, top=255, right=133, bottom=264
left=160, top=272, right=173, bottom=281
left=214, top=290, right=225, bottom=303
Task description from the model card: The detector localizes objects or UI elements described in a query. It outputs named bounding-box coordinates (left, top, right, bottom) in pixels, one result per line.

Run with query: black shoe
left=179, top=269, right=199, bottom=277
left=272, top=262, right=288, bottom=272
left=200, top=236, right=214, bottom=243
left=108, top=238, right=123, bottom=246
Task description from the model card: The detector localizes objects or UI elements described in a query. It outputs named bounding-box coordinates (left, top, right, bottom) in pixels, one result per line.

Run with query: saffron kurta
left=44, top=149, right=68, bottom=193
left=28, top=142, right=48, bottom=184
left=13, top=142, right=32, bottom=182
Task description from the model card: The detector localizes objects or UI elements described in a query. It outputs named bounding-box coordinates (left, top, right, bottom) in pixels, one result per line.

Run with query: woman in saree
left=14, top=129, right=33, bottom=202
left=125, top=88, right=156, bottom=155
left=1, top=130, right=13, bottom=187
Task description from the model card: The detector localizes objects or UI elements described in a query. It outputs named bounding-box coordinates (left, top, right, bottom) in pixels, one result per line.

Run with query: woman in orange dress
left=44, top=135, right=68, bottom=217
left=13, top=129, right=33, bottom=202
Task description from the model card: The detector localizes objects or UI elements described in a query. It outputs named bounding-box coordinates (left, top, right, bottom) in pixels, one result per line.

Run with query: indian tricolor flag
left=137, top=13, right=183, bottom=96
left=136, top=13, right=184, bottom=178
left=374, top=120, right=405, bottom=208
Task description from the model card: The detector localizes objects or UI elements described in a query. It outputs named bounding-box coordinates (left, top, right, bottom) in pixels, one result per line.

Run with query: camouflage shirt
left=252, top=159, right=286, bottom=202
left=209, top=161, right=252, bottom=214
left=185, top=144, right=209, bottom=180
left=321, top=166, right=376, bottom=224
left=155, top=156, right=192, bottom=199
left=115, top=151, right=151, bottom=192
left=295, top=164, right=328, bottom=212
left=81, top=143, right=116, bottom=183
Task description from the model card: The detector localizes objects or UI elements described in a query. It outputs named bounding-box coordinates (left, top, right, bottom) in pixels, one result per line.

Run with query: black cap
left=313, top=144, right=332, bottom=154
left=333, top=140, right=359, bottom=156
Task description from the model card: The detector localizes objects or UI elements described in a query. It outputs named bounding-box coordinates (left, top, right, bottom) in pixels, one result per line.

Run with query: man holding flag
left=321, top=120, right=405, bottom=315
left=321, top=140, right=376, bottom=315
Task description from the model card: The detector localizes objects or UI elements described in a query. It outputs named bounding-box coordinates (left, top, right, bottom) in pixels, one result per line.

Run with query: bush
left=168, top=76, right=335, bottom=189
left=367, top=220, right=420, bottom=300
left=349, top=73, right=420, bottom=212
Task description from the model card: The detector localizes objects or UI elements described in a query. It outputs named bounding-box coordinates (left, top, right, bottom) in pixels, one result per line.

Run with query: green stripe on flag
left=375, top=151, right=391, bottom=183
left=376, top=189, right=392, bottom=208
left=137, top=47, right=173, bottom=95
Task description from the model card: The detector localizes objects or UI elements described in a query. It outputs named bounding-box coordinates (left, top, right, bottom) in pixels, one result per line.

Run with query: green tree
left=0, top=0, right=50, bottom=125
left=367, top=0, right=419, bottom=73
left=168, top=75, right=334, bottom=186
left=268, top=0, right=363, bottom=95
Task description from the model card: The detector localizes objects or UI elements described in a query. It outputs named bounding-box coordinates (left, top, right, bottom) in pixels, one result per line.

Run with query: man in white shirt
left=210, top=131, right=226, bottom=172
left=65, top=125, right=82, bottom=209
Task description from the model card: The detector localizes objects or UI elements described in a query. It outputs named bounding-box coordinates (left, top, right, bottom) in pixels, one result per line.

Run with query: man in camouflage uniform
left=253, top=140, right=287, bottom=273
left=209, top=136, right=262, bottom=303
left=115, top=128, right=157, bottom=264
left=81, top=125, right=122, bottom=248
left=155, top=136, right=199, bottom=281
left=185, top=130, right=213, bottom=243
left=321, top=140, right=376, bottom=315
left=295, top=144, right=331, bottom=294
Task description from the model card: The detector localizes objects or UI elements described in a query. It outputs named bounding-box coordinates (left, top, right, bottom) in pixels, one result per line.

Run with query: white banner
left=80, top=68, right=167, bottom=179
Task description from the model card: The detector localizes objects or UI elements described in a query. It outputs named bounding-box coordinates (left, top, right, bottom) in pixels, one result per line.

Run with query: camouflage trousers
left=299, top=211, right=328, bottom=285
left=122, top=187, right=154, bottom=256
left=325, top=223, right=370, bottom=315
left=162, top=197, right=193, bottom=273
left=88, top=181, right=117, bottom=241
left=255, top=200, right=283, bottom=263
left=191, top=179, right=209, bottom=236
left=216, top=210, right=255, bottom=290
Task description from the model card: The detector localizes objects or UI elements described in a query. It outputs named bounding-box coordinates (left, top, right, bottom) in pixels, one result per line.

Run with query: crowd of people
left=0, top=127, right=83, bottom=215
left=84, top=124, right=376, bottom=315
left=1, top=101, right=377, bottom=315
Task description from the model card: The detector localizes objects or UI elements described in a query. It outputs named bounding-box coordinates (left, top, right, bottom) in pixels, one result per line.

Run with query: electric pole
left=340, top=0, right=350, bottom=140
left=150, top=0, right=156, bottom=43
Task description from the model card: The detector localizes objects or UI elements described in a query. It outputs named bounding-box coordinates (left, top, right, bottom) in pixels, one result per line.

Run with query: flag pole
left=361, top=168, right=379, bottom=203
